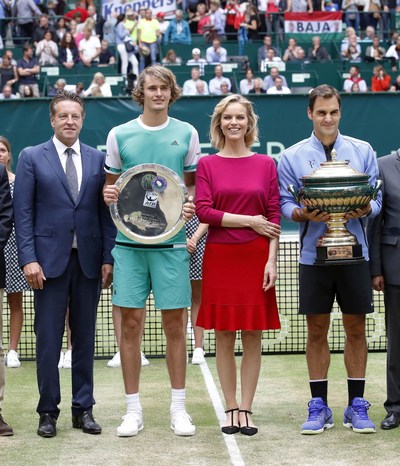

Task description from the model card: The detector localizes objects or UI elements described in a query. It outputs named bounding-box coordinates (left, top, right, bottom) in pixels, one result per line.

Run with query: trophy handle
left=371, top=180, right=383, bottom=199
left=288, top=184, right=301, bottom=204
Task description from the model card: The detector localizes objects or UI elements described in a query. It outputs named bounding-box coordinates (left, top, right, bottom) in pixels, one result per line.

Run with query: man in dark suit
left=367, top=149, right=400, bottom=430
left=13, top=92, right=116, bottom=438
left=0, top=163, right=13, bottom=436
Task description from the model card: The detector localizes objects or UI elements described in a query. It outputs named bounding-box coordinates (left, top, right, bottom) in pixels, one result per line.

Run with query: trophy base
left=314, top=243, right=365, bottom=266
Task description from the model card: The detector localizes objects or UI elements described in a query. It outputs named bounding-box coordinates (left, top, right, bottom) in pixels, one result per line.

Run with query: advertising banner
left=284, top=12, right=343, bottom=41
left=101, top=0, right=177, bottom=20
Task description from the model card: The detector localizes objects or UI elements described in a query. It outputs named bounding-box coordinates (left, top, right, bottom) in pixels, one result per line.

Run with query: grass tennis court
left=0, top=353, right=395, bottom=466
left=1, top=238, right=391, bottom=465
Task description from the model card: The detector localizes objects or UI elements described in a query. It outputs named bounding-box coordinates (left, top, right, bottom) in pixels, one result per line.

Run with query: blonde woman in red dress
left=196, top=94, right=281, bottom=436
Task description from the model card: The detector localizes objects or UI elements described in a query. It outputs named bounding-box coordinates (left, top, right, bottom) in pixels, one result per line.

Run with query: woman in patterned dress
left=0, top=137, right=30, bottom=368
left=185, top=217, right=208, bottom=364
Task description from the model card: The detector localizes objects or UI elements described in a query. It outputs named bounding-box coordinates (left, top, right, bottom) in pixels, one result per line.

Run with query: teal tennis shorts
left=111, top=244, right=191, bottom=310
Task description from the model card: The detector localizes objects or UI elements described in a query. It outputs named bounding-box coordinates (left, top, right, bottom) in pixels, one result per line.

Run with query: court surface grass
left=0, top=352, right=397, bottom=466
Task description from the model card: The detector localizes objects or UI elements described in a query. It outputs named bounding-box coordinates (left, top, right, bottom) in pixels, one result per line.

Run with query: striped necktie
left=65, top=148, right=78, bottom=202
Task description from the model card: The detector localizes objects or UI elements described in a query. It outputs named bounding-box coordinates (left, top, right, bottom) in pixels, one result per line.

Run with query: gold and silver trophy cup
left=288, top=150, right=382, bottom=265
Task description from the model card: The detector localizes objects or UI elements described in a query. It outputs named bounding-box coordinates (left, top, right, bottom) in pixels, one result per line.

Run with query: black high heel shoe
left=239, top=410, right=258, bottom=436
left=221, top=408, right=240, bottom=435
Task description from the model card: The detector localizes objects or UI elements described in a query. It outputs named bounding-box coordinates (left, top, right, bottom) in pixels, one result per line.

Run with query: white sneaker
left=141, top=352, right=149, bottom=367
left=191, top=348, right=205, bottom=365
left=170, top=410, right=196, bottom=436
left=58, top=351, right=64, bottom=369
left=6, top=350, right=21, bottom=368
left=63, top=350, right=72, bottom=369
left=117, top=412, right=144, bottom=437
left=107, top=351, right=121, bottom=368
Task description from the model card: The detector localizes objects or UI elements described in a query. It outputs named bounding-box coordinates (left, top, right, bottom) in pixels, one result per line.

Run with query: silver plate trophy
left=110, top=164, right=188, bottom=244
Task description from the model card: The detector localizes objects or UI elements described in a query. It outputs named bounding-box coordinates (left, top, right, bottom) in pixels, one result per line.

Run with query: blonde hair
left=93, top=72, right=105, bottom=84
left=84, top=23, right=94, bottom=34
left=132, top=65, right=182, bottom=107
left=209, top=94, right=259, bottom=150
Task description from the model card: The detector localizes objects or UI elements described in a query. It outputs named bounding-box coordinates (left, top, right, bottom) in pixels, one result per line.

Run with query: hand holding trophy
left=288, top=149, right=382, bottom=265
left=110, top=163, right=189, bottom=244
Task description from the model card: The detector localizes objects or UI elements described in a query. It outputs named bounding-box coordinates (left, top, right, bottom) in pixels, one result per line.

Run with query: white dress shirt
left=53, top=136, right=82, bottom=248
left=53, top=136, right=83, bottom=190
left=209, top=76, right=231, bottom=95
left=266, top=85, right=291, bottom=94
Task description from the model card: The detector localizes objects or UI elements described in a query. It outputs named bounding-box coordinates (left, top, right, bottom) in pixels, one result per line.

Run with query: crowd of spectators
left=0, top=0, right=399, bottom=99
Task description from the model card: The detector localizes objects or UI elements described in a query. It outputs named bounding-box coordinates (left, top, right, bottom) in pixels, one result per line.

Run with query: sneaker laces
left=172, top=410, right=193, bottom=424
left=122, top=411, right=141, bottom=422
left=351, top=399, right=371, bottom=420
left=307, top=400, right=325, bottom=421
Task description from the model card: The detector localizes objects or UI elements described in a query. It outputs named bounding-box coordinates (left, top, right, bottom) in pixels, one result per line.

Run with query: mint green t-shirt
left=106, top=116, right=200, bottom=247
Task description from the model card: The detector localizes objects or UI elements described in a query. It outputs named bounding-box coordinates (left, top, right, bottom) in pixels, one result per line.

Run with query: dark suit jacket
left=0, top=163, right=13, bottom=287
left=58, top=46, right=79, bottom=65
left=307, top=46, right=330, bottom=61
left=13, top=139, right=115, bottom=279
left=367, top=150, right=400, bottom=286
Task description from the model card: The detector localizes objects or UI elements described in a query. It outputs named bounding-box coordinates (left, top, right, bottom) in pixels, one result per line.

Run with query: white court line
left=198, top=361, right=245, bottom=466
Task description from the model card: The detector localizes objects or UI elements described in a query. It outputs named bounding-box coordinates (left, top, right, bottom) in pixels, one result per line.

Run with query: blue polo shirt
left=278, top=131, right=382, bottom=265
left=17, top=57, right=39, bottom=85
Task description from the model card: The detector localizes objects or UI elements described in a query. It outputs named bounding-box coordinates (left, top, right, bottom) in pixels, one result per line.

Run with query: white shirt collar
left=137, top=115, right=170, bottom=131
left=52, top=136, right=81, bottom=157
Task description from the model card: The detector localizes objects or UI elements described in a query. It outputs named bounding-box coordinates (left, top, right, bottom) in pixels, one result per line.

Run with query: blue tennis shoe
left=301, top=397, right=334, bottom=435
left=343, top=397, right=376, bottom=433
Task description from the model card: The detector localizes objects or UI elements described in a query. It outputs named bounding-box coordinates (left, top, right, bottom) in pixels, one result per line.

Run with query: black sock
left=309, top=380, right=328, bottom=405
left=348, top=378, right=365, bottom=406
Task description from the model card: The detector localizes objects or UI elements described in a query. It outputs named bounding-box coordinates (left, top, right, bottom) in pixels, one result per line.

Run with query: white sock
left=126, top=393, right=142, bottom=416
left=170, top=388, right=186, bottom=414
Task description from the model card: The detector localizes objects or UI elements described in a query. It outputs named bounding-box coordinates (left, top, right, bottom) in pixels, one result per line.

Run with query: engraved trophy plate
left=110, top=164, right=188, bottom=244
